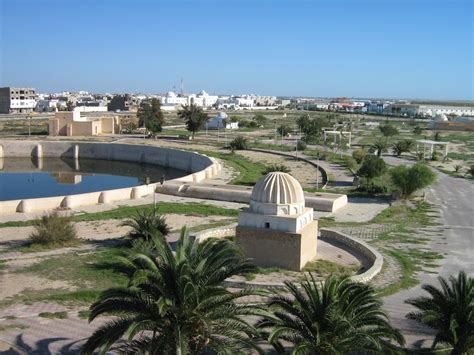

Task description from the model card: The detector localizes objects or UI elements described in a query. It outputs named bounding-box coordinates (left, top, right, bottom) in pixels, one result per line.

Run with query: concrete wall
left=0, top=140, right=218, bottom=215
left=156, top=181, right=347, bottom=213
left=320, top=228, right=383, bottom=283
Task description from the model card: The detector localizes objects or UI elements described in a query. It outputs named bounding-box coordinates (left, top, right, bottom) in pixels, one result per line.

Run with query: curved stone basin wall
left=0, top=140, right=221, bottom=214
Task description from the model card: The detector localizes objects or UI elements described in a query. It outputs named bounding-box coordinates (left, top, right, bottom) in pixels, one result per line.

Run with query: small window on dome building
left=264, top=222, right=270, bottom=229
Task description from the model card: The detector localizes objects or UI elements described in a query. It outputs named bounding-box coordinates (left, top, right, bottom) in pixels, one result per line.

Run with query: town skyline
left=1, top=0, right=473, bottom=100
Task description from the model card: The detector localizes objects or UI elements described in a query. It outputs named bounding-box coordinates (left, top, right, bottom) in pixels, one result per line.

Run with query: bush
left=357, top=156, right=386, bottom=182
left=121, top=209, right=170, bottom=242
left=379, top=124, right=399, bottom=138
left=263, top=164, right=291, bottom=174
left=352, top=149, right=367, bottom=164
left=229, top=136, right=249, bottom=150
left=343, top=157, right=358, bottom=172
left=357, top=180, right=388, bottom=194
left=29, top=212, right=78, bottom=247
left=469, top=165, right=474, bottom=178
left=390, top=163, right=436, bottom=198
left=431, top=150, right=439, bottom=161
left=277, top=124, right=292, bottom=137
left=296, top=140, right=307, bottom=151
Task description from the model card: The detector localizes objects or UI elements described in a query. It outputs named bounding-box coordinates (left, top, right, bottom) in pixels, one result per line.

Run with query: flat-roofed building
left=0, top=87, right=36, bottom=113
left=48, top=111, right=121, bottom=136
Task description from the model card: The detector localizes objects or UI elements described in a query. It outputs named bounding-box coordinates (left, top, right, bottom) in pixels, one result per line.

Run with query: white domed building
left=236, top=172, right=318, bottom=271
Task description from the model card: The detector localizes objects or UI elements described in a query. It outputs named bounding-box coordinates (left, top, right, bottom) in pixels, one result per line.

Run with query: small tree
left=121, top=209, right=170, bottom=242
left=389, top=163, right=436, bottom=198
left=137, top=98, right=165, bottom=136
left=178, top=104, right=209, bottom=139
left=357, top=156, right=386, bottom=186
left=379, top=124, right=399, bottom=138
left=229, top=136, right=249, bottom=150
left=413, top=125, right=423, bottom=135
left=371, top=139, right=388, bottom=157
left=277, top=124, right=292, bottom=137
left=296, top=140, right=307, bottom=151
left=352, top=148, right=367, bottom=164
left=253, top=114, right=267, bottom=127
left=392, top=139, right=414, bottom=156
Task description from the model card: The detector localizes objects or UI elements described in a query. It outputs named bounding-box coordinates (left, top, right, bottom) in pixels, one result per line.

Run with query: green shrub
left=229, top=136, right=249, bottom=150
left=29, top=212, right=78, bottom=247
left=343, top=157, right=358, bottom=172
left=357, top=156, right=386, bottom=182
left=121, top=209, right=170, bottom=242
left=263, top=164, right=291, bottom=174
left=352, top=149, right=367, bottom=164
left=356, top=180, right=388, bottom=194
left=390, top=163, right=436, bottom=198
left=296, top=140, right=307, bottom=151
left=469, top=165, right=474, bottom=178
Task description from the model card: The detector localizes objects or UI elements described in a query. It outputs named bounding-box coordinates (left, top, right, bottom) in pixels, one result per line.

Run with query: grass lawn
left=196, top=150, right=267, bottom=186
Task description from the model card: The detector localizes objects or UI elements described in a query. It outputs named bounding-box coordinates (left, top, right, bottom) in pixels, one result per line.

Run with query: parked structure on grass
left=236, top=172, right=318, bottom=271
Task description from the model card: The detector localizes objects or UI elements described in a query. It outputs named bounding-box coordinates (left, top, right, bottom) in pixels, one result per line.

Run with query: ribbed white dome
left=251, top=172, right=304, bottom=205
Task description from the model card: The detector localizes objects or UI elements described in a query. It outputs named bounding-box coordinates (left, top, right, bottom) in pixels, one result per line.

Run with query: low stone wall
left=320, top=228, right=383, bottom=283
left=156, top=181, right=347, bottom=212
left=0, top=140, right=221, bottom=215
left=250, top=148, right=329, bottom=189
left=191, top=225, right=383, bottom=288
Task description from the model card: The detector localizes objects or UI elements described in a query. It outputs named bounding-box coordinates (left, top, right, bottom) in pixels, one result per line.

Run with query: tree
left=120, top=209, right=170, bottom=242
left=352, top=148, right=367, bottom=164
left=390, top=163, right=436, bottom=198
left=406, top=271, right=473, bottom=355
left=253, top=114, right=267, bottom=127
left=257, top=274, right=405, bottom=353
left=379, top=124, right=399, bottom=138
left=357, top=156, right=386, bottom=184
left=277, top=124, right=292, bottom=137
left=392, top=139, right=414, bottom=157
left=178, top=104, right=208, bottom=139
left=137, top=98, right=165, bottom=136
left=371, top=139, right=388, bottom=157
left=296, top=114, right=311, bottom=130
left=413, top=125, right=423, bottom=135
left=229, top=136, right=249, bottom=150
left=82, top=228, right=263, bottom=354
left=66, top=100, right=74, bottom=111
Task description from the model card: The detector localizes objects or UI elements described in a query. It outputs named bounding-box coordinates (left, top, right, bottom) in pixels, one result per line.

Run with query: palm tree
left=405, top=271, right=473, bottom=355
left=257, top=274, right=405, bottom=354
left=392, top=140, right=415, bottom=157
left=82, top=228, right=264, bottom=354
left=371, top=139, right=388, bottom=157
left=178, top=104, right=208, bottom=139
left=120, top=208, right=170, bottom=242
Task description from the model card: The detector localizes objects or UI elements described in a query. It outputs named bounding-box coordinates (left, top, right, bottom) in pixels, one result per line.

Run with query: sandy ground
left=0, top=214, right=232, bottom=249
left=0, top=214, right=233, bottom=300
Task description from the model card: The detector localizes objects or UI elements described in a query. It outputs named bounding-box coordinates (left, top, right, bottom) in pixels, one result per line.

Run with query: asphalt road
left=381, top=156, right=474, bottom=348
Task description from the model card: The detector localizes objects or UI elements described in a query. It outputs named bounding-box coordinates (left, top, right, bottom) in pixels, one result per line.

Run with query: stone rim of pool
left=0, top=140, right=221, bottom=214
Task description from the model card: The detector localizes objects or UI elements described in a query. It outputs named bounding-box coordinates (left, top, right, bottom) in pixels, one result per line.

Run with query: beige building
left=48, top=111, right=121, bottom=136
left=236, top=172, right=318, bottom=271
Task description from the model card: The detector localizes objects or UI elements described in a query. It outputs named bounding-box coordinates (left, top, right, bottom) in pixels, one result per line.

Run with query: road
left=381, top=156, right=474, bottom=348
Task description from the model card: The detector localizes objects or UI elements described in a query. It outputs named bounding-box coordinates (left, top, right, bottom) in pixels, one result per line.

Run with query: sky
left=0, top=0, right=473, bottom=100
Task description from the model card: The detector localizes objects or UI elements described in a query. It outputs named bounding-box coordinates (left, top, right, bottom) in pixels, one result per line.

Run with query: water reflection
left=0, top=157, right=187, bottom=201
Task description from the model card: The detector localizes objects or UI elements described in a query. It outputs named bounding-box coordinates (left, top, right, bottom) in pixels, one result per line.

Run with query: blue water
left=0, top=158, right=186, bottom=201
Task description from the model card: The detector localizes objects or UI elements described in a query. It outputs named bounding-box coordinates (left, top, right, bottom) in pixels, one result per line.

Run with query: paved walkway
left=379, top=157, right=474, bottom=348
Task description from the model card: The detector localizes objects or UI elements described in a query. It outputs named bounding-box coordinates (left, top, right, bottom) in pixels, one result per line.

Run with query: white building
left=419, top=105, right=474, bottom=117
left=207, top=112, right=239, bottom=129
